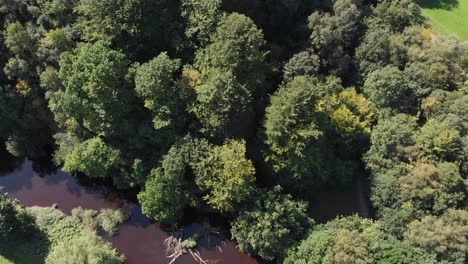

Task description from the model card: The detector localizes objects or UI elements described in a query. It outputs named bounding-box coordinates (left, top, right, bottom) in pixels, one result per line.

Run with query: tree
left=3, top=21, right=37, bottom=84
left=190, top=68, right=251, bottom=138
left=231, top=186, right=312, bottom=261
left=362, top=66, right=417, bottom=114
left=194, top=12, right=266, bottom=88
left=415, top=119, right=462, bottom=161
left=285, top=215, right=436, bottom=264
left=422, top=90, right=468, bottom=123
left=317, top=88, right=374, bottom=139
left=137, top=136, right=210, bottom=223
left=192, top=140, right=255, bottom=212
left=50, top=42, right=133, bottom=138
left=405, top=209, right=468, bottom=264
left=371, top=166, right=406, bottom=212
left=36, top=0, right=76, bottom=29
left=4, top=22, right=35, bottom=57
left=355, top=24, right=391, bottom=77
left=74, top=0, right=141, bottom=44
left=399, top=162, right=465, bottom=214
left=283, top=50, right=319, bottom=81
left=264, top=76, right=342, bottom=182
left=62, top=137, right=123, bottom=180
left=37, top=28, right=74, bottom=67
left=370, top=0, right=418, bottom=32
left=364, top=114, right=418, bottom=170
left=326, top=229, right=374, bottom=264
left=138, top=167, right=188, bottom=224
left=135, top=52, right=184, bottom=130
left=190, top=13, right=266, bottom=138
left=405, top=37, right=466, bottom=97
left=305, top=0, right=362, bottom=76
left=181, top=0, right=223, bottom=47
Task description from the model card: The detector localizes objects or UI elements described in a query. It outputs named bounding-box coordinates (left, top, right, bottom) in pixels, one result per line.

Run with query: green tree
left=405, top=209, right=468, bottom=264
left=355, top=24, right=391, bottom=77
left=37, top=28, right=74, bottom=66
left=193, top=140, right=255, bottom=212
left=399, top=162, right=465, bottom=214
left=74, top=0, right=141, bottom=44
left=285, top=215, right=435, bottom=264
left=4, top=22, right=35, bottom=57
left=405, top=37, right=466, bottom=97
left=415, top=119, right=462, bottom=161
left=194, top=12, right=266, bottom=88
left=62, top=137, right=123, bottom=180
left=36, top=0, right=77, bottom=29
left=231, top=186, right=312, bottom=261
left=326, top=229, right=374, bottom=264
left=51, top=42, right=133, bottom=138
left=364, top=114, right=418, bottom=170
left=317, top=88, right=374, bottom=139
left=135, top=52, right=184, bottom=130
left=283, top=50, right=319, bottom=81
left=190, top=68, right=251, bottom=138
left=307, top=0, right=362, bottom=76
left=370, top=166, right=406, bottom=213
left=362, top=66, right=417, bottom=114
left=264, top=76, right=341, bottom=182
left=371, top=0, right=418, bottom=32
left=181, top=0, right=223, bottom=47
left=138, top=166, right=187, bottom=224
left=137, top=138, right=204, bottom=223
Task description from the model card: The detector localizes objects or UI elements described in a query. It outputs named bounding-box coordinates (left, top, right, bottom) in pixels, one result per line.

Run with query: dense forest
left=0, top=0, right=467, bottom=263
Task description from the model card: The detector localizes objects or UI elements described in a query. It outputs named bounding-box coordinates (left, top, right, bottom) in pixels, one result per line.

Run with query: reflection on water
left=0, top=146, right=371, bottom=263
left=0, top=157, right=257, bottom=264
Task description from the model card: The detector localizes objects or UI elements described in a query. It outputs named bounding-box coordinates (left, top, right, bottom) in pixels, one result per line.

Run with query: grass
left=0, top=256, right=14, bottom=264
left=419, top=0, right=468, bottom=41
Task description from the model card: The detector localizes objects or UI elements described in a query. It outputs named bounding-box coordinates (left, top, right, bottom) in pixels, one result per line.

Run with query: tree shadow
left=0, top=226, right=51, bottom=264
left=419, top=0, right=459, bottom=10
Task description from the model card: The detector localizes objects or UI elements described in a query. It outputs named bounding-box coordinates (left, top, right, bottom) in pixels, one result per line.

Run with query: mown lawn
left=419, top=0, right=468, bottom=40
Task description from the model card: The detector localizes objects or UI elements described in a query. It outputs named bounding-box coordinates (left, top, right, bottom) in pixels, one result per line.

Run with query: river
left=0, top=149, right=371, bottom=264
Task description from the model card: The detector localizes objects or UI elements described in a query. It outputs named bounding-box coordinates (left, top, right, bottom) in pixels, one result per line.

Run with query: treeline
left=0, top=0, right=466, bottom=263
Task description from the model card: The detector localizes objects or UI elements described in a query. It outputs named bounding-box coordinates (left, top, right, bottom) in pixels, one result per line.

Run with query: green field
left=419, top=0, right=468, bottom=41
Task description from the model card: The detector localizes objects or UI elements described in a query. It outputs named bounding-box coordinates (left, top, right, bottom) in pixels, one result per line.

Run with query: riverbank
left=0, top=206, right=123, bottom=264
left=0, top=156, right=257, bottom=264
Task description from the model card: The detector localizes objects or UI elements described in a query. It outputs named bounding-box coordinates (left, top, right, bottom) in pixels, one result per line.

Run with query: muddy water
left=0, top=152, right=370, bottom=264
left=0, top=158, right=257, bottom=264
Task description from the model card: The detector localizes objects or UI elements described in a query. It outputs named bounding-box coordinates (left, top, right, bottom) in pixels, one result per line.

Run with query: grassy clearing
left=419, top=0, right=468, bottom=40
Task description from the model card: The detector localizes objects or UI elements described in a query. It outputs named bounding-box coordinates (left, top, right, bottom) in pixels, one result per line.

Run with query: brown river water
left=0, top=150, right=370, bottom=264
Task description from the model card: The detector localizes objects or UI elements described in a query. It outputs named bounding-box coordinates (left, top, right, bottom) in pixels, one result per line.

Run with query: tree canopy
left=0, top=0, right=467, bottom=262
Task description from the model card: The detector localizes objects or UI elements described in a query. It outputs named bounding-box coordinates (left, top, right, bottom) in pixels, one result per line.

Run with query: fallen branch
left=164, top=232, right=219, bottom=264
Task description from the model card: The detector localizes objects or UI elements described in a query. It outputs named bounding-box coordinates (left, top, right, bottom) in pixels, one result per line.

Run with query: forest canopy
left=0, top=0, right=467, bottom=263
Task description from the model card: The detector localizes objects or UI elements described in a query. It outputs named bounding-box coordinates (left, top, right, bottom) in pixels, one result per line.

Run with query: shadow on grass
left=0, top=227, right=51, bottom=264
left=419, top=0, right=459, bottom=10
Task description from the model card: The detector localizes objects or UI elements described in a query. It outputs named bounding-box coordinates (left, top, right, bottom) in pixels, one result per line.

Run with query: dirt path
left=355, top=173, right=371, bottom=218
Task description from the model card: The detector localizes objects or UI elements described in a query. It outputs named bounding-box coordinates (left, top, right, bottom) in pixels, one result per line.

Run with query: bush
left=71, top=207, right=99, bottom=230
left=97, top=209, right=129, bottom=235
left=45, top=230, right=124, bottom=264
